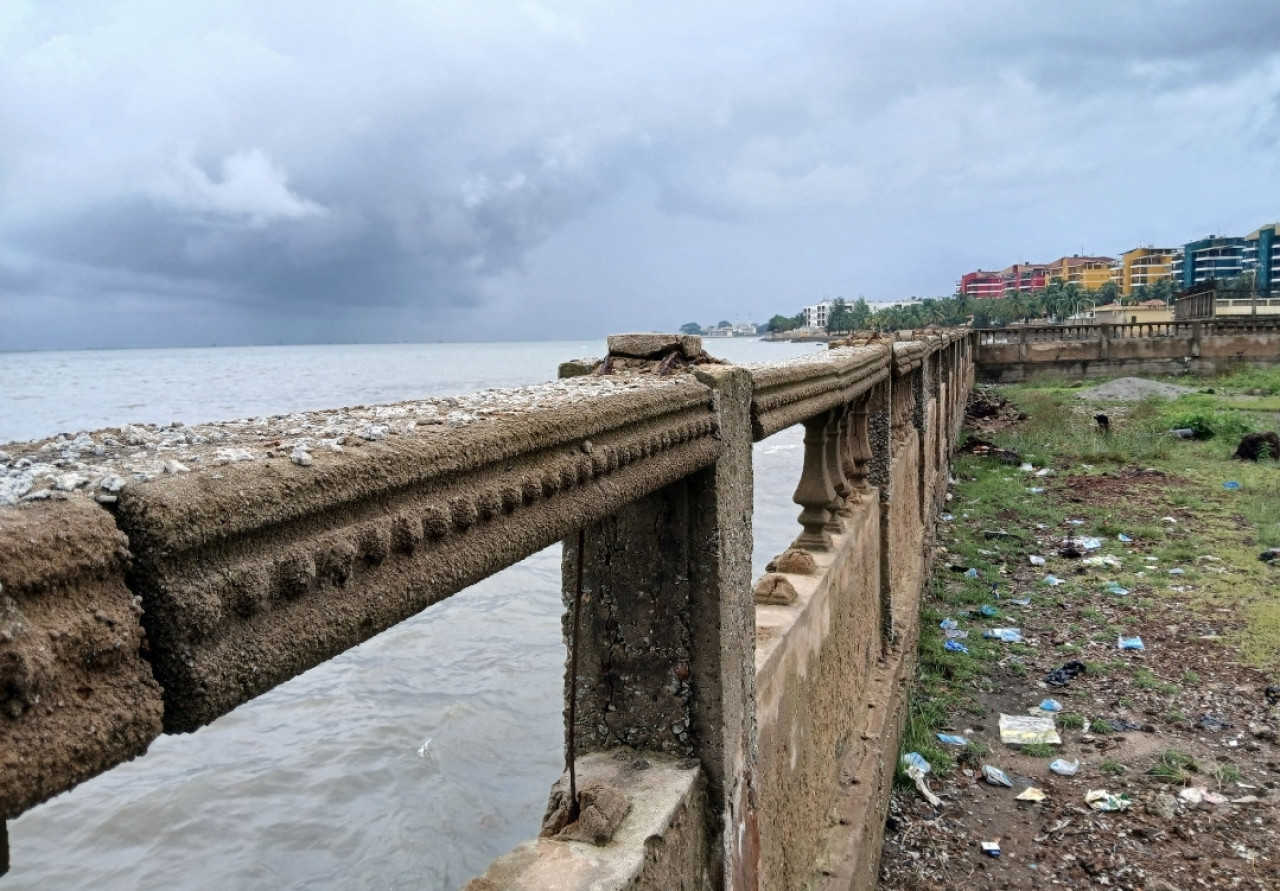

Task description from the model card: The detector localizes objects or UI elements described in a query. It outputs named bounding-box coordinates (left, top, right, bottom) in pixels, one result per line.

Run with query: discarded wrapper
left=984, top=628, right=1023, bottom=643
left=1006, top=596, right=1031, bottom=606
left=982, top=765, right=1014, bottom=787
left=1037, top=699, right=1062, bottom=713
left=979, top=604, right=999, bottom=617
left=1086, top=790, right=1132, bottom=812
left=1049, top=759, right=1079, bottom=776
left=999, top=713, right=1061, bottom=745
left=939, top=617, right=959, bottom=630
left=1029, top=555, right=1046, bottom=565
left=902, top=753, right=941, bottom=806
left=1117, top=636, right=1145, bottom=650
left=937, top=733, right=968, bottom=746
left=981, top=841, right=1001, bottom=857
left=945, top=639, right=969, bottom=653
left=1016, top=787, right=1047, bottom=802
left=964, top=567, right=980, bottom=579
left=1179, top=787, right=1227, bottom=805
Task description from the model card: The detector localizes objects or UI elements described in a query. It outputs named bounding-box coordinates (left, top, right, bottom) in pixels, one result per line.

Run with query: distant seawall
left=975, top=318, right=1280, bottom=382
left=1, top=331, right=974, bottom=889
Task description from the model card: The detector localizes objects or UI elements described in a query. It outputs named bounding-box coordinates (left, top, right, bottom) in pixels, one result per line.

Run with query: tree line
left=762, top=277, right=1184, bottom=334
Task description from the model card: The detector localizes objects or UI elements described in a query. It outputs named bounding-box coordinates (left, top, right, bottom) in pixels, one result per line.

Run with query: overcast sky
left=3, top=1, right=1280, bottom=350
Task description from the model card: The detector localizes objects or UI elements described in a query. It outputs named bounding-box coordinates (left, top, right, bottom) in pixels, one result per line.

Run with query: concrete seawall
left=1, top=331, right=974, bottom=888
left=976, top=318, right=1280, bottom=382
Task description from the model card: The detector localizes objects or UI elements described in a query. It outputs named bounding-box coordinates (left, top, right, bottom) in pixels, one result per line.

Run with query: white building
left=802, top=301, right=833, bottom=329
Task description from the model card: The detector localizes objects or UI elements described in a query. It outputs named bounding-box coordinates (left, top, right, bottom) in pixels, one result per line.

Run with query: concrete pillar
left=866, top=379, right=895, bottom=648
left=561, top=361, right=758, bottom=889
left=792, top=412, right=837, bottom=550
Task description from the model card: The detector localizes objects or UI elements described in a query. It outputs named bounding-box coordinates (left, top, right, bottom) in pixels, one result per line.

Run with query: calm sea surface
left=0, top=339, right=821, bottom=890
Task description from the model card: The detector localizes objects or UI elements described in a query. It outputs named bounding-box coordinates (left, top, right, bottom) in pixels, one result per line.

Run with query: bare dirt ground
left=878, top=399, right=1280, bottom=890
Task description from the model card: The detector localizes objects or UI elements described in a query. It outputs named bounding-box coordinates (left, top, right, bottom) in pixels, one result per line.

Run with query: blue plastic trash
left=1223, top=481, right=1241, bottom=490
left=1118, top=636, right=1145, bottom=650
left=1117, top=533, right=1133, bottom=543
left=937, top=733, right=968, bottom=746
left=901, top=752, right=931, bottom=773
left=939, top=617, right=959, bottom=630
left=945, top=639, right=970, bottom=653
left=979, top=604, right=999, bottom=617
left=964, top=567, right=980, bottom=579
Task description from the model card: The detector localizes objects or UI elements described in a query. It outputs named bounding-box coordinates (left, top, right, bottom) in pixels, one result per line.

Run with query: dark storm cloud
left=2, top=1, right=1280, bottom=348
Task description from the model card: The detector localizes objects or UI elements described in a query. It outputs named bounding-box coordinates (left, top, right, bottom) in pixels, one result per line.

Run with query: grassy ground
left=883, top=368, right=1280, bottom=888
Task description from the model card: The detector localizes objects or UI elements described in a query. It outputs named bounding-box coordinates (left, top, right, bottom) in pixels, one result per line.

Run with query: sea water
left=0, top=338, right=821, bottom=889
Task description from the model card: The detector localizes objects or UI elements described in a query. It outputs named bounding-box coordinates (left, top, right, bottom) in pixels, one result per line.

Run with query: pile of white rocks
left=0, top=375, right=676, bottom=507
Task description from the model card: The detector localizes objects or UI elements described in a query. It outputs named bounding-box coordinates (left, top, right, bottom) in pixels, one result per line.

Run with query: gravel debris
left=0, top=375, right=688, bottom=507
left=1073, top=377, right=1196, bottom=402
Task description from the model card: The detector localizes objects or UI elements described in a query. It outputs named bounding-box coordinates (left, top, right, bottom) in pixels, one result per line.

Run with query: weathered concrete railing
left=0, top=331, right=974, bottom=888
left=976, top=318, right=1280, bottom=382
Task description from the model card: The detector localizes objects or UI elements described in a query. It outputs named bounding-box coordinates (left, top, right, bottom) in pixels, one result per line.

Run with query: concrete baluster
left=824, top=406, right=852, bottom=527
left=844, top=395, right=872, bottom=498
left=791, top=412, right=836, bottom=551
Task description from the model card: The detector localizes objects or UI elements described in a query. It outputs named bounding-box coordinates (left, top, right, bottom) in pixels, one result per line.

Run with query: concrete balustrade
left=0, top=330, right=974, bottom=889
left=977, top=317, right=1280, bottom=381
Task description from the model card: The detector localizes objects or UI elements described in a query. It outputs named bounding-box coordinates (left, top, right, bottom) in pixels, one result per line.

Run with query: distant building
left=1243, top=224, right=1280, bottom=295
left=703, top=322, right=760, bottom=337
left=1173, top=236, right=1246, bottom=289
left=1078, top=300, right=1173, bottom=325
left=958, top=271, right=1005, bottom=298
left=1110, top=247, right=1178, bottom=295
left=1044, top=255, right=1114, bottom=289
left=802, top=301, right=833, bottom=328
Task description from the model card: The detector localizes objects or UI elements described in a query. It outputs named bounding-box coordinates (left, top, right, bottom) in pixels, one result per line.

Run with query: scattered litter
left=979, top=604, right=999, bottom=617
left=1259, top=548, right=1280, bottom=564
left=984, top=628, right=1023, bottom=643
left=1034, top=468, right=1052, bottom=477
left=1101, top=718, right=1143, bottom=733
left=1078, top=537, right=1103, bottom=550
left=1179, top=786, right=1228, bottom=805
left=1118, top=636, right=1145, bottom=651
left=1038, top=699, right=1062, bottom=713
left=1161, top=516, right=1178, bottom=524
left=1170, top=427, right=1195, bottom=439
left=1086, top=790, right=1132, bottom=812
left=1029, top=555, right=1046, bottom=566
left=1103, top=581, right=1130, bottom=596
left=1145, top=556, right=1160, bottom=562
left=1016, top=787, right=1047, bottom=802
left=1043, top=574, right=1064, bottom=587
left=1028, top=487, right=1045, bottom=494
left=1168, top=567, right=1185, bottom=576
left=1068, top=519, right=1085, bottom=526
left=941, top=514, right=954, bottom=522
left=1117, top=533, right=1133, bottom=542
left=1049, top=759, right=1079, bottom=776
left=945, top=640, right=969, bottom=654
left=937, top=733, right=968, bottom=746
left=1006, top=596, right=1031, bottom=606
left=983, top=529, right=1016, bottom=539
left=980, top=841, right=1001, bottom=858
left=964, top=567, right=980, bottom=579
left=1019, top=463, right=1034, bottom=472
left=1082, top=555, right=1123, bottom=568
left=945, top=629, right=969, bottom=640
left=1223, top=480, right=1241, bottom=490
left=1196, top=714, right=1232, bottom=732
left=902, top=753, right=942, bottom=807
left=1059, top=544, right=1083, bottom=559
left=939, top=617, right=959, bottom=631
left=1000, top=714, right=1061, bottom=745
left=901, top=752, right=930, bottom=774
left=982, top=765, right=1014, bottom=787
left=1044, top=660, right=1087, bottom=687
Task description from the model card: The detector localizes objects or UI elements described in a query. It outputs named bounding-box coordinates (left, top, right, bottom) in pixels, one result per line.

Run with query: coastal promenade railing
left=0, top=330, right=974, bottom=889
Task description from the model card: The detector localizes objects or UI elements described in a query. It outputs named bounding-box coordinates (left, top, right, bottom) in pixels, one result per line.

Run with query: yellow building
left=1045, top=255, right=1115, bottom=290
left=1111, top=247, right=1178, bottom=296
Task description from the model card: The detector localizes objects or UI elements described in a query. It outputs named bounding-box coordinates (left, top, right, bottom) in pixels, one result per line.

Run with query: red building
left=959, top=270, right=1005, bottom=298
